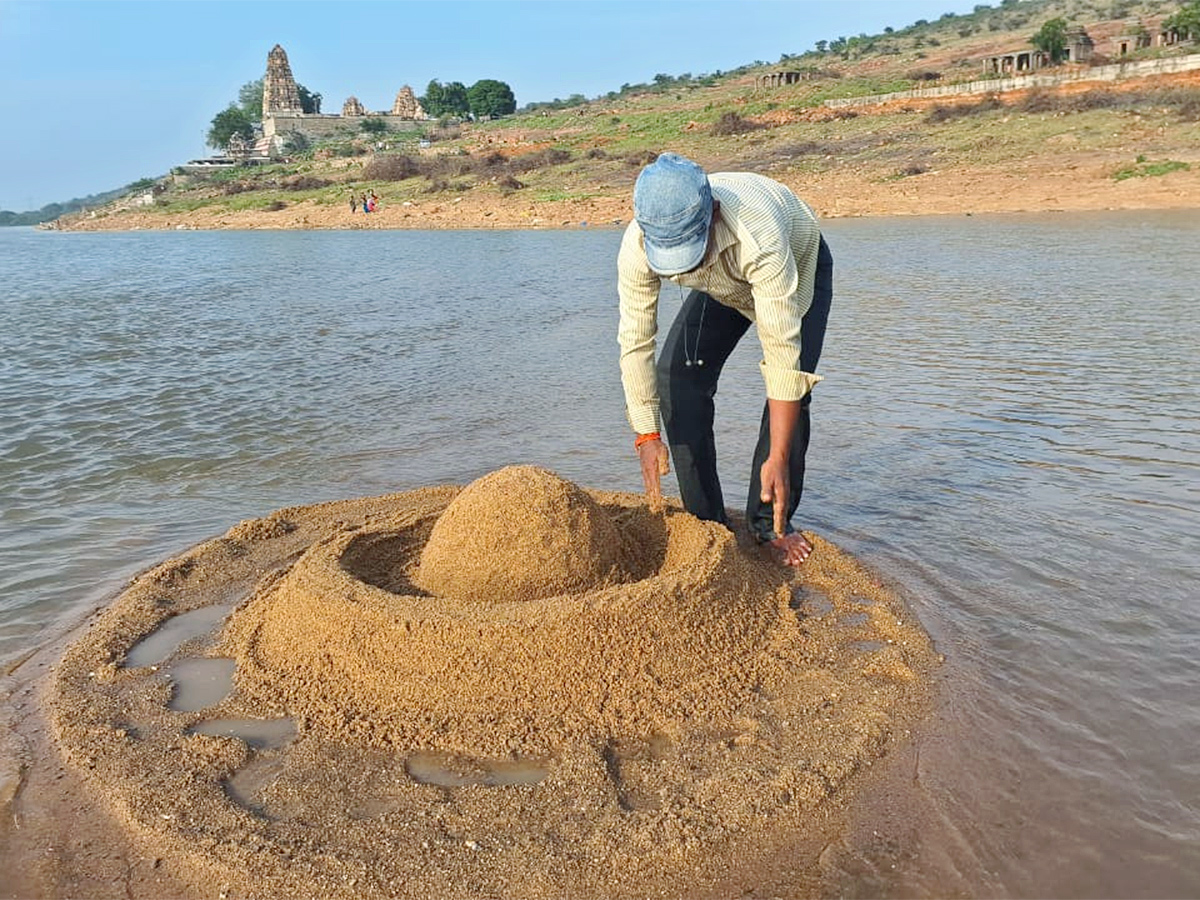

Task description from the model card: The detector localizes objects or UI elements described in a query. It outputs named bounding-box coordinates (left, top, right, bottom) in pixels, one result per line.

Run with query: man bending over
left=617, top=152, right=833, bottom=566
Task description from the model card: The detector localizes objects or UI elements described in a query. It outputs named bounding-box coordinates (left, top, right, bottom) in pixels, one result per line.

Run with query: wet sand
left=7, top=467, right=938, bottom=898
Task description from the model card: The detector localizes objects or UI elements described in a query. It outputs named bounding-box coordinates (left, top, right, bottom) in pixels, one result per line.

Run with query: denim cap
left=633, top=152, right=713, bottom=275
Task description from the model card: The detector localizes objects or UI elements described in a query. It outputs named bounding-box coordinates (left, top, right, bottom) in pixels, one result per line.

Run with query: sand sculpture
left=49, top=466, right=937, bottom=899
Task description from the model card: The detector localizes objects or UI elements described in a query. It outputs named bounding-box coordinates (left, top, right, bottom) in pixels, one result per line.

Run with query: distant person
left=349, top=193, right=358, bottom=213
left=616, top=152, right=832, bottom=567
left=368, top=191, right=379, bottom=212
left=361, top=193, right=370, bottom=214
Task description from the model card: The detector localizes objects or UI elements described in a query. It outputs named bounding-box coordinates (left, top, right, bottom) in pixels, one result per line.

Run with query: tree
left=1164, top=1, right=1200, bottom=39
left=238, top=79, right=263, bottom=119
left=420, top=79, right=469, bottom=117
left=360, top=117, right=388, bottom=137
left=233, top=77, right=320, bottom=121
left=298, top=84, right=322, bottom=114
left=207, top=104, right=255, bottom=150
left=1031, top=17, right=1069, bottom=64
left=443, top=81, right=469, bottom=116
left=421, top=79, right=445, bottom=114
left=467, top=79, right=516, bottom=119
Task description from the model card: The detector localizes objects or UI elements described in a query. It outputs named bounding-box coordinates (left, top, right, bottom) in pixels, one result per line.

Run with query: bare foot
left=768, top=532, right=812, bottom=567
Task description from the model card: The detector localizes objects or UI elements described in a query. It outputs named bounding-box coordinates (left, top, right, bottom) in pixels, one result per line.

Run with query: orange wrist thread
left=634, top=432, right=661, bottom=449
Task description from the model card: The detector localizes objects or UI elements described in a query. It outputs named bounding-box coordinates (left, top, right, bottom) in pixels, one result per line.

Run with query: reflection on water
left=1, top=213, right=1198, bottom=895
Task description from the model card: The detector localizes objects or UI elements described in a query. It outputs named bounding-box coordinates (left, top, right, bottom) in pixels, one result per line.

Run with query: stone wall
left=825, top=52, right=1200, bottom=108
left=263, top=113, right=424, bottom=140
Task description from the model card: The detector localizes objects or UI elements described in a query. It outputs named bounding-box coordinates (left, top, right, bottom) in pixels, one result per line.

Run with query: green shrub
left=711, top=112, right=761, bottom=135
left=508, top=148, right=571, bottom=173
left=1064, top=90, right=1119, bottom=112
left=1019, top=89, right=1056, bottom=113
left=925, top=93, right=1002, bottom=123
left=361, top=118, right=388, bottom=137
left=363, top=155, right=420, bottom=181
left=624, top=150, right=659, bottom=168
left=279, top=175, right=331, bottom=191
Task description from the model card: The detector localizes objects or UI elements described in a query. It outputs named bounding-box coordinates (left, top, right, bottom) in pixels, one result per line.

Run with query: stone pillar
left=263, top=44, right=302, bottom=117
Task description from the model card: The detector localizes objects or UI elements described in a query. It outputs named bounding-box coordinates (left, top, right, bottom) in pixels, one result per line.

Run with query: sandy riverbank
left=53, top=145, right=1200, bottom=234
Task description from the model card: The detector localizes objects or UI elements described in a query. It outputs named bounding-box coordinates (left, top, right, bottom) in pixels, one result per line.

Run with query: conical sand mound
left=414, top=465, right=627, bottom=603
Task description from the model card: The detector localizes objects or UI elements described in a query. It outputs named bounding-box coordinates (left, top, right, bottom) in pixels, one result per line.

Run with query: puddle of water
left=841, top=612, right=870, bottom=627
left=223, top=753, right=286, bottom=815
left=184, top=718, right=296, bottom=817
left=166, top=658, right=236, bottom=711
left=124, top=604, right=234, bottom=668
left=188, top=717, right=296, bottom=749
left=791, top=586, right=834, bottom=617
left=405, top=751, right=550, bottom=788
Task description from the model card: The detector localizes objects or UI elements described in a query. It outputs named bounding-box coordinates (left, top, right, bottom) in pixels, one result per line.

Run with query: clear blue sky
left=0, top=0, right=987, bottom=211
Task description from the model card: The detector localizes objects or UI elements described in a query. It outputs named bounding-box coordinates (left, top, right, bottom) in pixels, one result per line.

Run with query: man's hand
left=759, top=455, right=790, bottom=538
left=637, top=438, right=670, bottom=512
left=760, top=455, right=812, bottom=566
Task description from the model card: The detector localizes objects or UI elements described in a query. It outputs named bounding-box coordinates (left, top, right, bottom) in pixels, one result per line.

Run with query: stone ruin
left=262, top=44, right=302, bottom=116
left=391, top=85, right=426, bottom=120
left=260, top=44, right=427, bottom=144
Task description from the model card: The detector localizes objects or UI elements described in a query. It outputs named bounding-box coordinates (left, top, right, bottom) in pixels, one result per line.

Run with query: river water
left=1, top=214, right=1198, bottom=897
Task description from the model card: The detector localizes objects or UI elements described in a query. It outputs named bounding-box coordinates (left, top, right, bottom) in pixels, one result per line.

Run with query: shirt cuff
left=760, top=362, right=824, bottom=401
left=626, top=404, right=661, bottom=436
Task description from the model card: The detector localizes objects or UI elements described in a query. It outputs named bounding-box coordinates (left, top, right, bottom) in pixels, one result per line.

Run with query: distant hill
left=0, top=180, right=156, bottom=227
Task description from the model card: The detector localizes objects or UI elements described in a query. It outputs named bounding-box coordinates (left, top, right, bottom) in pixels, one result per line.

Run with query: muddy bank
left=11, top=467, right=939, bottom=899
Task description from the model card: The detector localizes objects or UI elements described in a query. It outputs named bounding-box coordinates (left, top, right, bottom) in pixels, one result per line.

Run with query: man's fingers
left=645, top=469, right=663, bottom=512
left=642, top=465, right=659, bottom=496
left=761, top=467, right=788, bottom=539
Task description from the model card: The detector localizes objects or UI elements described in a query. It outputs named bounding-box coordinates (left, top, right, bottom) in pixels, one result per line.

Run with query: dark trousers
left=657, top=236, right=833, bottom=541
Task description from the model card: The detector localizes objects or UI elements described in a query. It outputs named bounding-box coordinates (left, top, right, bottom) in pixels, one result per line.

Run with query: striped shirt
left=617, top=172, right=824, bottom=435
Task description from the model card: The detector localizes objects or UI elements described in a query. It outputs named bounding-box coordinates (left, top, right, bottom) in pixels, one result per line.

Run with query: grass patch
left=530, top=189, right=599, bottom=203
left=1112, top=157, right=1190, bottom=181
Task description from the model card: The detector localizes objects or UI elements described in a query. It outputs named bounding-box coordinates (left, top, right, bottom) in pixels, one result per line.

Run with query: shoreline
left=48, top=147, right=1200, bottom=234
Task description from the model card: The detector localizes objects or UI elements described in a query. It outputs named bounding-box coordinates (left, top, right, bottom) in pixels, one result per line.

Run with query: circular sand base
left=50, top=469, right=938, bottom=899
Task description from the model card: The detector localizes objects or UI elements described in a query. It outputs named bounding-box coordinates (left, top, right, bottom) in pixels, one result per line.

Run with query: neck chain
left=677, top=278, right=708, bottom=368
